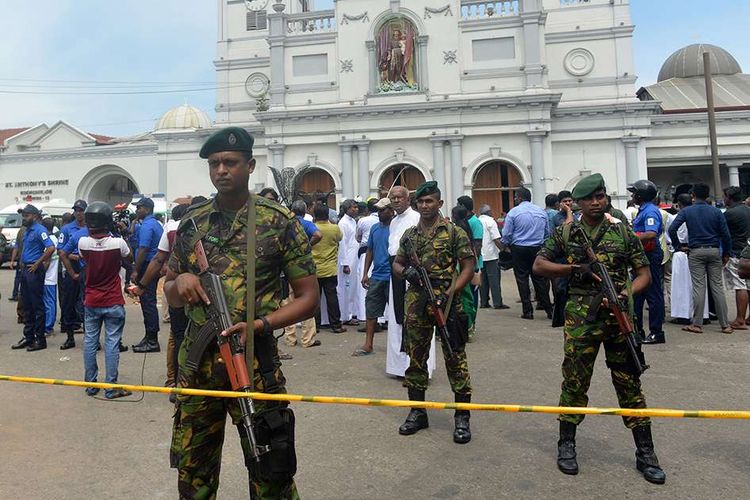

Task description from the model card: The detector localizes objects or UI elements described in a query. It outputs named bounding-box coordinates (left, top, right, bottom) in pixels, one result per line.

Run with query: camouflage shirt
left=537, top=219, right=648, bottom=295
left=397, top=219, right=475, bottom=284
left=169, top=196, right=316, bottom=326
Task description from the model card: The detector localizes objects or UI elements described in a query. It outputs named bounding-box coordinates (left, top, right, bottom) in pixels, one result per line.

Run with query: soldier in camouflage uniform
left=533, top=173, right=666, bottom=484
left=392, top=181, right=476, bottom=444
left=165, top=127, right=319, bottom=499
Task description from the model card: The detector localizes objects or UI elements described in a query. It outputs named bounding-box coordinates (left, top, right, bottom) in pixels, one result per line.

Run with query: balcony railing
left=286, top=10, right=336, bottom=35
left=460, top=0, right=520, bottom=20
left=560, top=0, right=591, bottom=6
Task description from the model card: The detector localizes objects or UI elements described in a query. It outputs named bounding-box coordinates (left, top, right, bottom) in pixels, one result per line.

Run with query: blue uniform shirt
left=137, top=215, right=163, bottom=262
left=296, top=215, right=319, bottom=240
left=633, top=202, right=663, bottom=236
left=57, top=220, right=86, bottom=249
left=62, top=226, right=90, bottom=268
left=21, top=222, right=54, bottom=263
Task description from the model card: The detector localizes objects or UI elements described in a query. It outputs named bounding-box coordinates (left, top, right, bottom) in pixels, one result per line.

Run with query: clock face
left=245, top=72, right=270, bottom=98
left=244, top=0, right=269, bottom=12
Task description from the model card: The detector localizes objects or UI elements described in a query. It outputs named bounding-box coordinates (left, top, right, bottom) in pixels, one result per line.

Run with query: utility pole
left=703, top=51, right=722, bottom=195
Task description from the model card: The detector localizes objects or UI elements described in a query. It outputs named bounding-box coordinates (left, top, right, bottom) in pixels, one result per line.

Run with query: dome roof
left=155, top=104, right=211, bottom=131
left=658, top=44, right=742, bottom=82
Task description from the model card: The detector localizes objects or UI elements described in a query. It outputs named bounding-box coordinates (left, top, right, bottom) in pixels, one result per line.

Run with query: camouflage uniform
left=538, top=219, right=651, bottom=429
left=168, top=196, right=315, bottom=500
left=397, top=219, right=474, bottom=394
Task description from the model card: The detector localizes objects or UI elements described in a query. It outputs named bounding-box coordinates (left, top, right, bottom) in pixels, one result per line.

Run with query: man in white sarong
left=356, top=199, right=380, bottom=325
left=337, top=200, right=360, bottom=324
left=386, top=186, right=435, bottom=377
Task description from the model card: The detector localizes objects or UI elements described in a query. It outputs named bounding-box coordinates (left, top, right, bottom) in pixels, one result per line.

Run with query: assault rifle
left=408, top=248, right=454, bottom=358
left=575, top=224, right=649, bottom=376
left=181, top=235, right=270, bottom=462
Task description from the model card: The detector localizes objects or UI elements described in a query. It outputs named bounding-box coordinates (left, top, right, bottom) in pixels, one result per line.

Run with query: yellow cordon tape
left=2, top=374, right=750, bottom=419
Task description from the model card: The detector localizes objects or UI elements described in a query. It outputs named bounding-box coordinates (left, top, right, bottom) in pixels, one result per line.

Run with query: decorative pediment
left=29, top=121, right=99, bottom=151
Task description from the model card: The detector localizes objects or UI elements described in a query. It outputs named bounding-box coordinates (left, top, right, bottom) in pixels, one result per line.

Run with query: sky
left=1, top=0, right=748, bottom=138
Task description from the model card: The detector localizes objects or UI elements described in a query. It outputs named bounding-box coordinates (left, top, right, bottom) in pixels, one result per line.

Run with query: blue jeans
left=44, top=284, right=57, bottom=333
left=84, top=305, right=126, bottom=394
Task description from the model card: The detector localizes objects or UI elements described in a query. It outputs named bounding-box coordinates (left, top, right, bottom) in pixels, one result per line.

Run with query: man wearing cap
left=11, top=205, right=55, bottom=351
left=354, top=197, right=394, bottom=355
left=393, top=181, right=476, bottom=443
left=533, top=173, right=666, bottom=484
left=57, top=199, right=87, bottom=350
left=130, top=197, right=164, bottom=353
left=165, top=126, right=318, bottom=498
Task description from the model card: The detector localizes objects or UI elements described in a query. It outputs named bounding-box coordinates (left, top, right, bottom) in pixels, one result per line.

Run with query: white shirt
left=45, top=234, right=59, bottom=285
left=158, top=219, right=180, bottom=253
left=478, top=214, right=501, bottom=261
left=303, top=213, right=313, bottom=222
left=388, top=207, right=420, bottom=256
left=357, top=213, right=379, bottom=247
left=337, top=214, right=359, bottom=268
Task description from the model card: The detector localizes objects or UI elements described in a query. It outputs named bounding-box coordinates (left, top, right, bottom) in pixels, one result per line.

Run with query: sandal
left=721, top=326, right=734, bottom=334
left=730, top=321, right=748, bottom=330
left=682, top=325, right=703, bottom=334
left=352, top=348, right=374, bottom=357
left=105, top=389, right=132, bottom=400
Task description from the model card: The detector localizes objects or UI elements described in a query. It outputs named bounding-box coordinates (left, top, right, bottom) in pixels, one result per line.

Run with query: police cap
left=199, top=127, right=254, bottom=159
left=572, top=173, right=606, bottom=200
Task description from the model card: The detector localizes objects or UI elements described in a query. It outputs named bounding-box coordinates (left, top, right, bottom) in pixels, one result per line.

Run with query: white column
left=268, top=143, right=285, bottom=169
left=267, top=2, right=287, bottom=108
left=450, top=137, right=464, bottom=204
left=527, top=132, right=546, bottom=205
left=430, top=138, right=446, bottom=197
left=622, top=137, right=641, bottom=185
left=520, top=1, right=544, bottom=88
left=340, top=144, right=354, bottom=199
left=726, top=161, right=743, bottom=187
left=417, top=35, right=429, bottom=91
left=366, top=41, right=377, bottom=94
left=357, top=143, right=370, bottom=198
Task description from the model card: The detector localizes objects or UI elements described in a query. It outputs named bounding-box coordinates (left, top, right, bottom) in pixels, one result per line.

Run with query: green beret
left=572, top=173, right=606, bottom=200
left=415, top=181, right=439, bottom=199
left=199, top=127, right=254, bottom=159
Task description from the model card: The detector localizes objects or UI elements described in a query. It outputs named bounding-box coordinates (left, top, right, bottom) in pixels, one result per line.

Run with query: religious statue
left=376, top=18, right=418, bottom=93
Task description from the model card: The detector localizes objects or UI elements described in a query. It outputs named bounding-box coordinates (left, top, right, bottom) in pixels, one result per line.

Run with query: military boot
left=132, top=332, right=160, bottom=353
left=453, top=393, right=471, bottom=444
left=557, top=421, right=579, bottom=475
left=60, top=332, right=76, bottom=350
left=399, top=388, right=428, bottom=436
left=632, top=425, right=666, bottom=484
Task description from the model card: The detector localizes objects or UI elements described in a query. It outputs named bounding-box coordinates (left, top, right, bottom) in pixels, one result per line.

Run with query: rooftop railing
left=460, top=0, right=520, bottom=20
left=286, top=10, right=336, bottom=35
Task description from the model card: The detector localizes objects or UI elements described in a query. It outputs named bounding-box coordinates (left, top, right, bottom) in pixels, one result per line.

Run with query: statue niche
left=376, top=17, right=419, bottom=93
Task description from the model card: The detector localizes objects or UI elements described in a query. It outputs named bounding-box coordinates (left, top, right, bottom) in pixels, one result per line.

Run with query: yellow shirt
left=312, top=220, right=342, bottom=278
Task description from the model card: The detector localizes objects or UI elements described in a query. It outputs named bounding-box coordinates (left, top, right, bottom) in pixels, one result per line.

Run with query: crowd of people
left=8, top=125, right=750, bottom=495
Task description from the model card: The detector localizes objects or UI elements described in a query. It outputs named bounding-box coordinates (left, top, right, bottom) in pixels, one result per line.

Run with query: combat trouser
left=403, top=288, right=472, bottom=395
left=559, top=294, right=650, bottom=429
left=171, top=326, right=298, bottom=500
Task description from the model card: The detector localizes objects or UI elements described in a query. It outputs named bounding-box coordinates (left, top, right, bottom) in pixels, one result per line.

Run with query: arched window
left=378, top=164, right=425, bottom=197
left=297, top=168, right=336, bottom=208
left=375, top=17, right=419, bottom=93
left=471, top=161, right=522, bottom=216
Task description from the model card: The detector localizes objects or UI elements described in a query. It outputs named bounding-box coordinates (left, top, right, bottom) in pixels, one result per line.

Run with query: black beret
left=199, top=127, right=254, bottom=159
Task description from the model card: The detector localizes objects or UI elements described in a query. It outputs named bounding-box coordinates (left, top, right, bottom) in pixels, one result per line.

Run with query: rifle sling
left=246, top=194, right=257, bottom=391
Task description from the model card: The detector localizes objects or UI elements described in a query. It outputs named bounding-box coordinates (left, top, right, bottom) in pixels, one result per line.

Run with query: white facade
left=9, top=0, right=734, bottom=212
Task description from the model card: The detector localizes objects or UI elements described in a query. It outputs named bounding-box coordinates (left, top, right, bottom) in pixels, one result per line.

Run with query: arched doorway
left=378, top=164, right=425, bottom=197
left=77, top=165, right=139, bottom=206
left=471, top=161, right=522, bottom=216
left=296, top=167, right=336, bottom=208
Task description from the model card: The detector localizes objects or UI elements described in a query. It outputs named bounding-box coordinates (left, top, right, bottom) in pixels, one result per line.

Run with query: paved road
left=1, top=269, right=748, bottom=499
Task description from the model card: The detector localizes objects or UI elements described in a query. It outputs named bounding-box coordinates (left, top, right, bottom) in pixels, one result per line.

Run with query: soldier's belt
left=3, top=374, right=750, bottom=420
